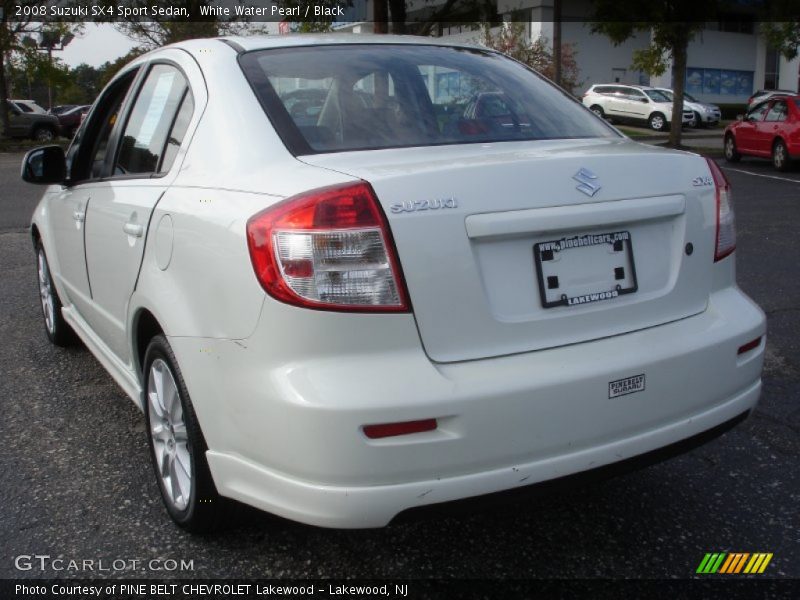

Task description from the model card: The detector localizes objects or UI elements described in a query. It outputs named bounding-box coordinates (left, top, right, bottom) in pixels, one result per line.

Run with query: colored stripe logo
left=696, top=552, right=773, bottom=574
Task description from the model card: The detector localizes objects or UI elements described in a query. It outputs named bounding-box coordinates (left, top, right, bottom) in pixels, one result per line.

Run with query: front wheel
left=144, top=335, right=225, bottom=532
left=724, top=134, right=741, bottom=163
left=32, top=127, right=56, bottom=143
left=590, top=105, right=605, bottom=119
left=773, top=139, right=790, bottom=172
left=36, top=242, right=74, bottom=346
left=648, top=112, right=667, bottom=131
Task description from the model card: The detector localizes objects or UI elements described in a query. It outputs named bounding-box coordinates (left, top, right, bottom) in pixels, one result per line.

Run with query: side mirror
left=736, top=114, right=745, bottom=122
left=640, top=98, right=649, bottom=103
left=21, top=146, right=66, bottom=185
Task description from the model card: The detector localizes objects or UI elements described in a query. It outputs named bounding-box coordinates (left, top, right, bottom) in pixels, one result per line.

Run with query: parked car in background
left=12, top=99, right=47, bottom=114
left=5, top=100, right=60, bottom=141
left=22, top=36, right=765, bottom=532
left=747, top=89, right=795, bottom=107
left=53, top=104, right=91, bottom=138
left=724, top=94, right=800, bottom=171
left=582, top=84, right=693, bottom=131
left=653, top=88, right=721, bottom=128
left=50, top=104, right=79, bottom=116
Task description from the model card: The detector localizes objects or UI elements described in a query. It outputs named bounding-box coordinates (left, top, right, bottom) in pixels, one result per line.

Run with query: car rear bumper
left=171, top=280, right=765, bottom=528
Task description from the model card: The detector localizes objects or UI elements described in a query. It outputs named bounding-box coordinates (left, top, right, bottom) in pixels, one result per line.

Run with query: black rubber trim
left=218, top=38, right=245, bottom=54
left=392, top=410, right=750, bottom=524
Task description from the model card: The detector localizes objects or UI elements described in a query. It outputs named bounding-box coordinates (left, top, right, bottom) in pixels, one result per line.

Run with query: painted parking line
left=720, top=166, right=800, bottom=184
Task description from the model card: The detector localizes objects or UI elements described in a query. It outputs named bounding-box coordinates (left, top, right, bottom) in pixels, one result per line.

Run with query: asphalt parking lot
left=0, top=150, right=798, bottom=584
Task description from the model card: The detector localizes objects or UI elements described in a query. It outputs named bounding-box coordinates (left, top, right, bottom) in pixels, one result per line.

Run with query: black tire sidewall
left=143, top=335, right=218, bottom=530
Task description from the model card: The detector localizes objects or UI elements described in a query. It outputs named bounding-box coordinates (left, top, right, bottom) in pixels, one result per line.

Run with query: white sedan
left=23, top=35, right=766, bottom=531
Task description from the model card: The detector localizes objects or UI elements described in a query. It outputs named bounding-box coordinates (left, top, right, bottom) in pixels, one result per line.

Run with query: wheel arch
left=133, top=307, right=165, bottom=379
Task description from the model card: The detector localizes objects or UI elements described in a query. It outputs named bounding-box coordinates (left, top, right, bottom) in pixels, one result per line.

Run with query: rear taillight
left=246, top=182, right=409, bottom=312
left=705, top=157, right=736, bottom=262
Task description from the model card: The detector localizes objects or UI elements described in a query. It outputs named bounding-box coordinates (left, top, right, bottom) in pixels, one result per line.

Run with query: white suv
left=583, top=84, right=693, bottom=131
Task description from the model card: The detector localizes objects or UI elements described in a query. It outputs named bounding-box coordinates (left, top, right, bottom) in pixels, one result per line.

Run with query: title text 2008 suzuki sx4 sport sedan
left=23, top=36, right=766, bottom=531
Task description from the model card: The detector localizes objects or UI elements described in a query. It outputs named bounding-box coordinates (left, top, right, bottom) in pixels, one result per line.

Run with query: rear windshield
left=240, top=44, right=617, bottom=155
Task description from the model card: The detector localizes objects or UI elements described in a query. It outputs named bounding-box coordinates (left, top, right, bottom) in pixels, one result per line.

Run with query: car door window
left=114, top=64, right=188, bottom=176
left=65, top=69, right=139, bottom=183
left=159, top=90, right=194, bottom=173
left=765, top=101, right=787, bottom=122
left=746, top=102, right=769, bottom=122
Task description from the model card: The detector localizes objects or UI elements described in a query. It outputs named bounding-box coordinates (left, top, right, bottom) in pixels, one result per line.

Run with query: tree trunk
left=0, top=25, right=10, bottom=140
left=388, top=0, right=406, bottom=34
left=553, top=0, right=562, bottom=86
left=373, top=0, right=388, bottom=34
left=668, top=39, right=688, bottom=148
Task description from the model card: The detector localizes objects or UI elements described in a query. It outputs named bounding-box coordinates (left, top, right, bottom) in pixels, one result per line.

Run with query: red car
left=724, top=94, right=800, bottom=171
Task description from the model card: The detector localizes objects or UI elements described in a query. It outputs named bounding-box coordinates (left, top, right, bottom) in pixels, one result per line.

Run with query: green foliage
left=761, top=22, right=800, bottom=61
left=630, top=45, right=668, bottom=77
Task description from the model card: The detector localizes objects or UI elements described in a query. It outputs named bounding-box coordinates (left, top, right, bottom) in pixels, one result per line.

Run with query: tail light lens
left=246, top=182, right=409, bottom=312
left=705, top=157, right=736, bottom=261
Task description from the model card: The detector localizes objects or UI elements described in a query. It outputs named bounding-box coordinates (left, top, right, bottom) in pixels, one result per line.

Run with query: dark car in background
left=52, top=104, right=91, bottom=138
left=5, top=100, right=61, bottom=141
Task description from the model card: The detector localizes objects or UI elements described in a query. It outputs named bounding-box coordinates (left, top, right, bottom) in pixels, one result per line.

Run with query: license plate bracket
left=533, top=230, right=638, bottom=309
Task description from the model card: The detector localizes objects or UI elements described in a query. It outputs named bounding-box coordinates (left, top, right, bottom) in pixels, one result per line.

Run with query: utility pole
left=38, top=29, right=74, bottom=111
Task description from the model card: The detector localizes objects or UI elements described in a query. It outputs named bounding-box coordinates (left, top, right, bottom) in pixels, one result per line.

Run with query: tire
left=143, top=335, right=225, bottom=532
left=724, top=134, right=741, bottom=163
left=648, top=112, right=667, bottom=132
left=773, top=139, right=790, bottom=172
left=692, top=111, right=703, bottom=129
left=32, top=126, right=56, bottom=143
left=589, top=105, right=605, bottom=119
left=35, top=241, right=75, bottom=346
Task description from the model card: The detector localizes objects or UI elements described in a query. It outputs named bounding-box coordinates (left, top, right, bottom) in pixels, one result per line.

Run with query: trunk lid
left=300, top=138, right=717, bottom=363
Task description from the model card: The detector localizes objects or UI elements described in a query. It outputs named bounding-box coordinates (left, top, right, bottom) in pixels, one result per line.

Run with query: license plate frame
left=533, top=230, right=638, bottom=309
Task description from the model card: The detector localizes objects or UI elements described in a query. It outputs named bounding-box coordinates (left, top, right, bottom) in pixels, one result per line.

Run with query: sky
left=59, top=24, right=138, bottom=68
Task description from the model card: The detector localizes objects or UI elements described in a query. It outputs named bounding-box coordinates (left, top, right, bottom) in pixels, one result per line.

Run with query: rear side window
left=765, top=101, right=787, bottom=122
left=115, top=64, right=189, bottom=175
left=240, top=44, right=617, bottom=155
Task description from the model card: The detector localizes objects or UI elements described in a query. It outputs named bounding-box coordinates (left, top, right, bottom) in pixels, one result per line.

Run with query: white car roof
left=217, top=34, right=481, bottom=51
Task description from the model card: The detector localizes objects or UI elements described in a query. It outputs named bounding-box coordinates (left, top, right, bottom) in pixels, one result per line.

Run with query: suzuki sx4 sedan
left=23, top=36, right=766, bottom=531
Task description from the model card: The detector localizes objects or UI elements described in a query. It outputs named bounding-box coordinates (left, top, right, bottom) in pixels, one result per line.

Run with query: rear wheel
left=589, top=105, right=605, bottom=119
left=648, top=112, right=667, bottom=131
left=32, top=126, right=56, bottom=143
left=144, top=335, right=225, bottom=532
left=773, top=139, right=790, bottom=172
left=36, top=242, right=74, bottom=346
left=724, top=134, right=741, bottom=163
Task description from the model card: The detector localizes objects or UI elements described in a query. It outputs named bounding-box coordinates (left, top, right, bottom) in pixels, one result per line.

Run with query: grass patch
left=0, top=138, right=69, bottom=153
left=616, top=126, right=654, bottom=138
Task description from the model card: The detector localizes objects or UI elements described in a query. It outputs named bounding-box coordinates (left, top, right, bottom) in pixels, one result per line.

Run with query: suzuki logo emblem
left=573, top=168, right=601, bottom=197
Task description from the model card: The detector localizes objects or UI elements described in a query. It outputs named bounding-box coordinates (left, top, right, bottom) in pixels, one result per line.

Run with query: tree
left=1, top=3, right=81, bottom=137
left=761, top=22, right=800, bottom=61
left=481, top=22, right=582, bottom=95
left=591, top=1, right=719, bottom=147
left=109, top=0, right=263, bottom=49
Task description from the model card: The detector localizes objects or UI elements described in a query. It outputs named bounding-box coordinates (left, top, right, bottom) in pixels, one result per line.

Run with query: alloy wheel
left=37, top=250, right=56, bottom=335
left=147, top=358, right=192, bottom=511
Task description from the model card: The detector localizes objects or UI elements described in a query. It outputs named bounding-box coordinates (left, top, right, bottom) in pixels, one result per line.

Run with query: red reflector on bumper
left=363, top=419, right=437, bottom=439
left=738, top=337, right=761, bottom=355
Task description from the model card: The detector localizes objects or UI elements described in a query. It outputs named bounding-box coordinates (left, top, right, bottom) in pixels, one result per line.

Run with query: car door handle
left=123, top=222, right=144, bottom=237
left=72, top=210, right=85, bottom=223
